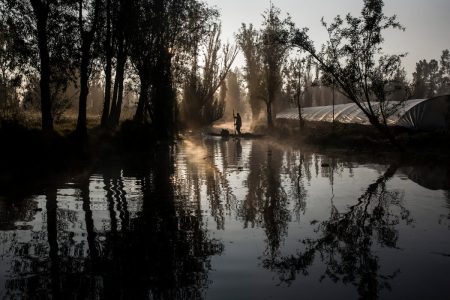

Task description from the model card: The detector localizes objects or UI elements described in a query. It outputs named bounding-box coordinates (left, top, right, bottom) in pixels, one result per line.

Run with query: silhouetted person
left=234, top=112, right=242, bottom=135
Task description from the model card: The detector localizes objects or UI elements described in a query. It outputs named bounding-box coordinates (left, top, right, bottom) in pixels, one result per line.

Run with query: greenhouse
left=276, top=95, right=450, bottom=130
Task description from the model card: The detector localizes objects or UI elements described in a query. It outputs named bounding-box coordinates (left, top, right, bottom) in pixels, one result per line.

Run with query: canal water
left=0, top=136, right=449, bottom=299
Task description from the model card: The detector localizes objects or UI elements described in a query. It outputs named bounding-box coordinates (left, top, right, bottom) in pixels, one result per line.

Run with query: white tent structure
left=276, top=95, right=450, bottom=130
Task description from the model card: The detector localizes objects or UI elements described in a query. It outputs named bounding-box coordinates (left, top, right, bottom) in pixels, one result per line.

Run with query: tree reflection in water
left=103, top=146, right=223, bottom=299
left=0, top=145, right=223, bottom=299
left=177, top=138, right=237, bottom=231
left=3, top=138, right=449, bottom=299
left=264, top=164, right=413, bottom=299
left=239, top=143, right=292, bottom=259
left=284, top=151, right=309, bottom=220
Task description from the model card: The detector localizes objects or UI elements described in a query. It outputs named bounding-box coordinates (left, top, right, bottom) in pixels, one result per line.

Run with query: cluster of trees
left=236, top=4, right=292, bottom=128
left=1, top=0, right=448, bottom=143
left=411, top=49, right=450, bottom=99
left=181, top=24, right=238, bottom=127
left=234, top=0, right=448, bottom=146
left=234, top=0, right=411, bottom=138
left=0, top=0, right=237, bottom=137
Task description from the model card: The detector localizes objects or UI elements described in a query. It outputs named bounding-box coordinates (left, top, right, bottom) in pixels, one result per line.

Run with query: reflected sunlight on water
left=0, top=136, right=449, bottom=299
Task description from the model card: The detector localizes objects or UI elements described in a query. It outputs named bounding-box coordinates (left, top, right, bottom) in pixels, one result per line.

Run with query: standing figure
left=233, top=111, right=242, bottom=136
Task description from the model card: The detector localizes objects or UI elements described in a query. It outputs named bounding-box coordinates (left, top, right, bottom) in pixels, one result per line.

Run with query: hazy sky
left=205, top=0, right=450, bottom=77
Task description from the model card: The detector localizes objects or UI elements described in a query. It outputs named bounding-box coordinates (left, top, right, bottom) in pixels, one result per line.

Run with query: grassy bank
left=271, top=120, right=450, bottom=159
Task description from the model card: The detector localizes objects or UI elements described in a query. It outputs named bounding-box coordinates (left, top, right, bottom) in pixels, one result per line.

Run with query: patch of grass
left=2, top=111, right=101, bottom=135
left=273, top=119, right=450, bottom=157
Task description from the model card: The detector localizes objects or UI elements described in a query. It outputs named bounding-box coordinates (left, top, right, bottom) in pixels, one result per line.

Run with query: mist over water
left=0, top=136, right=449, bottom=299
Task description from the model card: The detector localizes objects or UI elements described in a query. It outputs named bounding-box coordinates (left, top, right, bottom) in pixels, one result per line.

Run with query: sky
left=204, top=0, right=450, bottom=77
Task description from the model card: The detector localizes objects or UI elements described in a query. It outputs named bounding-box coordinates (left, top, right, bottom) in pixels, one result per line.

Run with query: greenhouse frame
left=276, top=95, right=450, bottom=130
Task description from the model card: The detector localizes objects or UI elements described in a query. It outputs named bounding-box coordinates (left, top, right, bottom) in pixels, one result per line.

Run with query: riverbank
left=0, top=118, right=163, bottom=193
left=270, top=120, right=450, bottom=159
left=1, top=117, right=449, bottom=193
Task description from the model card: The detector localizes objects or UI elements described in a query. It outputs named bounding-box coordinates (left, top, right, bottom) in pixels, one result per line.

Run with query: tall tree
left=236, top=24, right=262, bottom=122
left=128, top=0, right=164, bottom=124
left=412, top=50, right=450, bottom=99
left=183, top=24, right=238, bottom=127
left=439, top=49, right=450, bottom=95
left=108, top=0, right=129, bottom=127
left=259, top=4, right=291, bottom=128
left=129, top=0, right=220, bottom=136
left=3, top=0, right=78, bottom=129
left=411, top=60, right=428, bottom=98
left=76, top=0, right=102, bottom=135
left=100, top=0, right=113, bottom=127
left=289, top=0, right=407, bottom=149
left=0, top=15, right=31, bottom=117
left=237, top=5, right=291, bottom=128
left=283, top=55, right=313, bottom=130
left=223, top=70, right=243, bottom=121
left=30, top=0, right=53, bottom=131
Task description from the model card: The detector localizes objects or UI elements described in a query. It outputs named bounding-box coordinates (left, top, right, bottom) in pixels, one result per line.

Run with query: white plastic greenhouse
left=276, top=95, right=450, bottom=130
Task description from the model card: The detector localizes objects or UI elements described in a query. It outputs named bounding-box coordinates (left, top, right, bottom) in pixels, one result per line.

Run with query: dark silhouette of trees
left=96, top=0, right=132, bottom=128
left=0, top=8, right=32, bottom=118
left=2, top=0, right=79, bottom=129
left=182, top=24, right=238, bottom=127
left=412, top=49, right=450, bottom=98
left=2, top=0, right=225, bottom=138
left=127, top=0, right=155, bottom=124
left=107, top=0, right=129, bottom=127
left=283, top=55, right=314, bottom=130
left=236, top=24, right=263, bottom=122
left=237, top=5, right=291, bottom=127
left=128, top=0, right=221, bottom=137
left=29, top=0, right=53, bottom=132
left=3, top=0, right=75, bottom=131
left=440, top=50, right=450, bottom=95
left=100, top=0, right=113, bottom=127
left=76, top=0, right=102, bottom=135
left=289, top=0, right=407, bottom=148
left=259, top=5, right=292, bottom=128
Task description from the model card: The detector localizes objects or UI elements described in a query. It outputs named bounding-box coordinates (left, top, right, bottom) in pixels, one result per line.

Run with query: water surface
left=1, top=136, right=449, bottom=299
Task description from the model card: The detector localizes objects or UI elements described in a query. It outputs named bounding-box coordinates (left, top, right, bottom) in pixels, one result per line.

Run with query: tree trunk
left=113, top=74, right=125, bottom=126
left=368, top=115, right=405, bottom=152
left=297, top=94, right=303, bottom=131
left=32, top=2, right=53, bottom=132
left=76, top=40, right=91, bottom=135
left=110, top=42, right=126, bottom=127
left=109, top=66, right=120, bottom=123
left=266, top=85, right=276, bottom=128
left=76, top=0, right=100, bottom=135
left=152, top=50, right=174, bottom=139
left=134, top=71, right=150, bottom=123
left=100, top=0, right=112, bottom=128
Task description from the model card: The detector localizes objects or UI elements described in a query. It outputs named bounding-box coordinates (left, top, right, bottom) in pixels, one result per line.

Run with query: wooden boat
left=206, top=132, right=265, bottom=139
